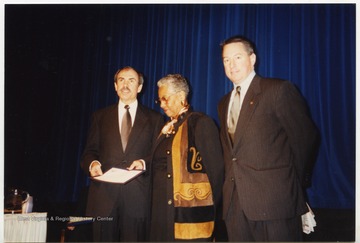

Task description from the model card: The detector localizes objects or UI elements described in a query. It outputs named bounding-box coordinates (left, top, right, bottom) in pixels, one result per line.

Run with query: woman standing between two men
left=130, top=74, right=224, bottom=241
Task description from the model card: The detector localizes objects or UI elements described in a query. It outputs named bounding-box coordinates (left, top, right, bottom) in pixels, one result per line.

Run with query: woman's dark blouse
left=150, top=133, right=173, bottom=241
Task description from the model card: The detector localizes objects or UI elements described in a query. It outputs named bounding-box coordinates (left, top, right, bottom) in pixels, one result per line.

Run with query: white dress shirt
left=227, top=71, right=256, bottom=127
left=118, top=99, right=138, bottom=130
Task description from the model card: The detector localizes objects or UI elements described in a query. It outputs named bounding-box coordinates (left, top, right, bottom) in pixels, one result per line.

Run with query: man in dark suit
left=217, top=35, right=319, bottom=241
left=81, top=66, right=164, bottom=242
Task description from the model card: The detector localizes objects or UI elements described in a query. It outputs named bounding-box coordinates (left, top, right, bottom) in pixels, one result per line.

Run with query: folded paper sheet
left=92, top=167, right=144, bottom=184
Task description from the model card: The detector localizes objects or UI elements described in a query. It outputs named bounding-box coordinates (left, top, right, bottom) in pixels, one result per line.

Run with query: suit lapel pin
left=250, top=101, right=254, bottom=105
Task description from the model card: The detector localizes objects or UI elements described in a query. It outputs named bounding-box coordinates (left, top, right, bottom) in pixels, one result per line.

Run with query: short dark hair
left=113, top=66, right=144, bottom=85
left=220, top=35, right=256, bottom=55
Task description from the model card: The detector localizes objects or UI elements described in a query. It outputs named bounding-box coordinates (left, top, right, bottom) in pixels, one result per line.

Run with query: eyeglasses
left=155, top=92, right=178, bottom=105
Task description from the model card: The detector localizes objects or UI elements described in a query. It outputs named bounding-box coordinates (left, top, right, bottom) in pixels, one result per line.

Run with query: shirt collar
left=118, top=99, right=138, bottom=111
left=233, top=70, right=256, bottom=91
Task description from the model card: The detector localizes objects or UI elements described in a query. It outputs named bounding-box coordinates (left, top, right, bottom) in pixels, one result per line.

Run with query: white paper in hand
left=92, top=167, right=144, bottom=184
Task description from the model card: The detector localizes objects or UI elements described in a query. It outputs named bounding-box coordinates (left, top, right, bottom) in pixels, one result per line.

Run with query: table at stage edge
left=4, top=212, right=47, bottom=242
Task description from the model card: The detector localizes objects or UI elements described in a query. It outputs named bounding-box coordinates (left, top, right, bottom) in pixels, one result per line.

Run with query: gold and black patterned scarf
left=171, top=113, right=215, bottom=240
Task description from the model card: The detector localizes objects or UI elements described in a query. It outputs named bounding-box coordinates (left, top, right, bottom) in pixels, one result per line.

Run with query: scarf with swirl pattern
left=171, top=112, right=215, bottom=240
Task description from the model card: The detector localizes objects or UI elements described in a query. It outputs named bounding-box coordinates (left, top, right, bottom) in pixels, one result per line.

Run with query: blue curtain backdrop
left=5, top=4, right=355, bottom=209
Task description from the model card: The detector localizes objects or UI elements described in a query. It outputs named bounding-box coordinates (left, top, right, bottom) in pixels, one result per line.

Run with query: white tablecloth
left=4, top=212, right=47, bottom=242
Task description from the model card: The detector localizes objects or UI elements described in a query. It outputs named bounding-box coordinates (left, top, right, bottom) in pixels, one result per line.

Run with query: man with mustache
left=81, top=66, right=164, bottom=241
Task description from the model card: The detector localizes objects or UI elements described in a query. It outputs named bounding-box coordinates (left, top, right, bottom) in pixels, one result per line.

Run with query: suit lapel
left=221, top=93, right=233, bottom=149
left=232, top=76, right=262, bottom=150
left=125, top=104, right=148, bottom=152
left=107, top=104, right=124, bottom=153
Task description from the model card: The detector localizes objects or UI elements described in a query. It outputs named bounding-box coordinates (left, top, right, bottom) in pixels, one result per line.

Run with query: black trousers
left=92, top=200, right=148, bottom=242
left=224, top=189, right=303, bottom=242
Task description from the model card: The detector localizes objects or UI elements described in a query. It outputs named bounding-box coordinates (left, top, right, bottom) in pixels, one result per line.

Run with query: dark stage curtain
left=5, top=4, right=355, bottom=209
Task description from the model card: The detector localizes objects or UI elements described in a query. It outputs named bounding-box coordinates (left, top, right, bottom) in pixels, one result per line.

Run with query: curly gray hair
left=157, top=74, right=189, bottom=98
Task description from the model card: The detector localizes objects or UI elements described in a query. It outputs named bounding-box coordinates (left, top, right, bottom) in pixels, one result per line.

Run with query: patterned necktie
left=121, top=105, right=132, bottom=151
left=228, top=86, right=241, bottom=143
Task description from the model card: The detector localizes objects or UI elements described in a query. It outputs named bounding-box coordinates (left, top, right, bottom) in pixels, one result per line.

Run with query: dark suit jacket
left=81, top=103, right=164, bottom=218
left=218, top=75, right=318, bottom=221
